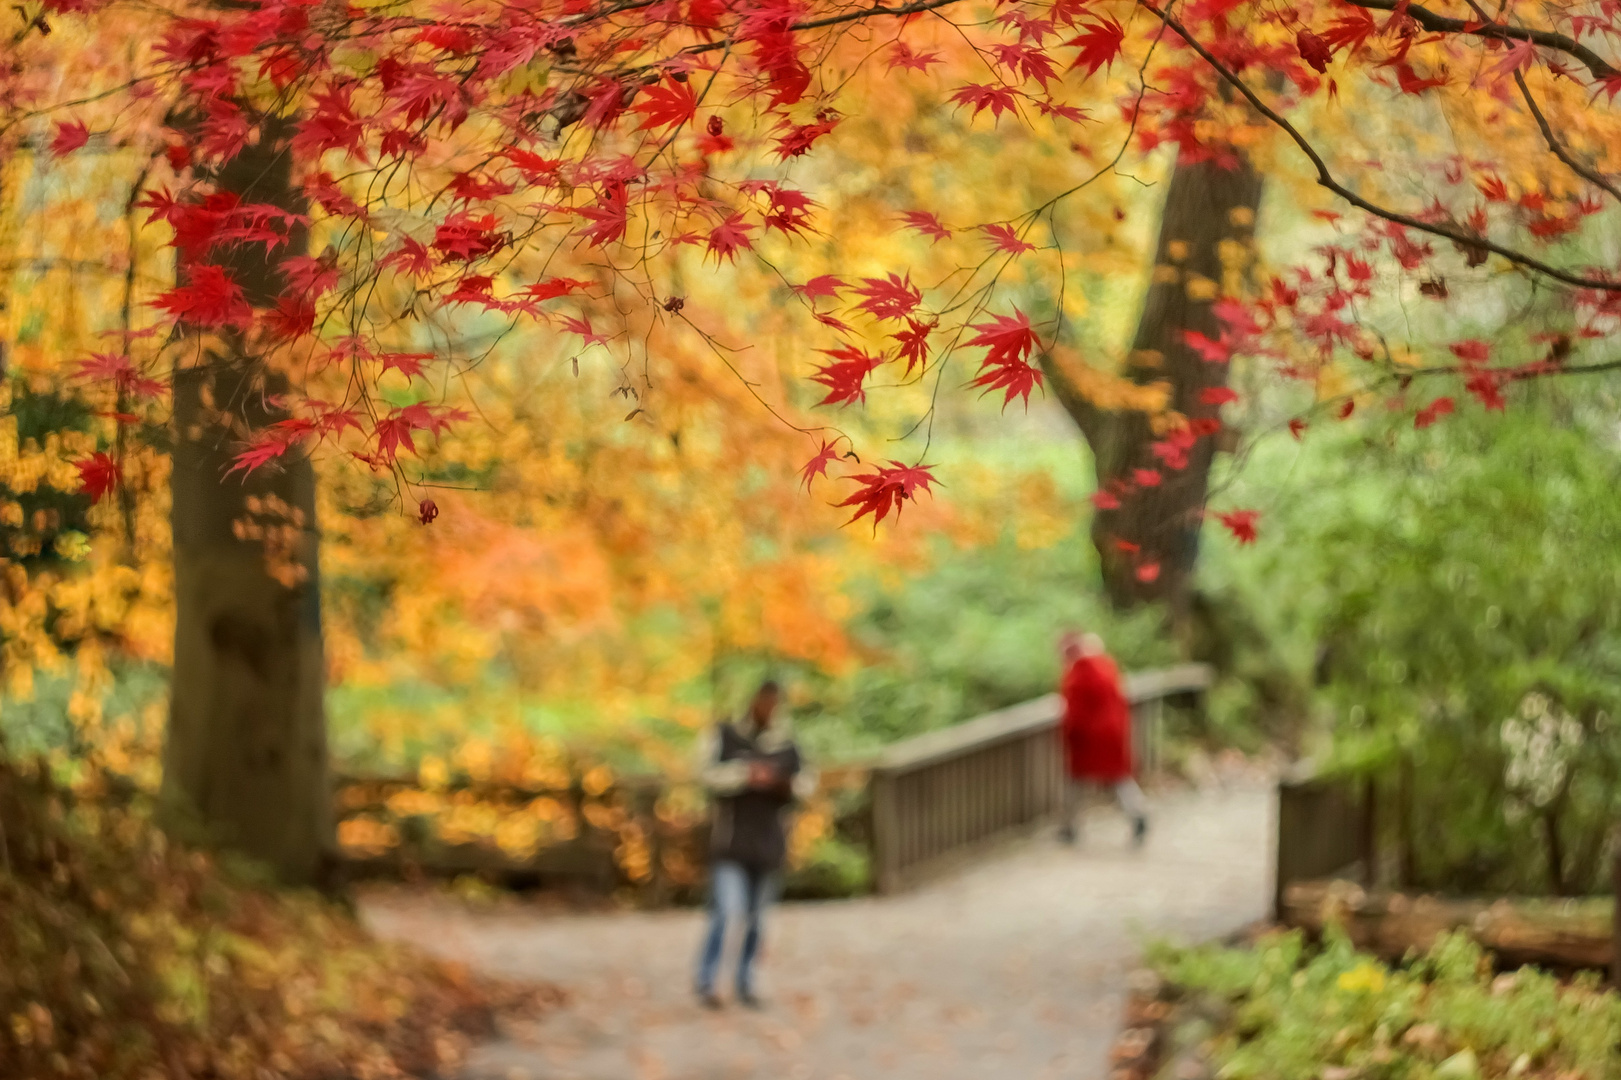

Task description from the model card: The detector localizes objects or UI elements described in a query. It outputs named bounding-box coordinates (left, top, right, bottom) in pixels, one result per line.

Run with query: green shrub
left=1152, top=931, right=1621, bottom=1080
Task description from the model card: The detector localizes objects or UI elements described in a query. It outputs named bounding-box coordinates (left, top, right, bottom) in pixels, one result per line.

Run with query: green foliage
left=1152, top=931, right=1621, bottom=1080
left=1209, top=387, right=1621, bottom=895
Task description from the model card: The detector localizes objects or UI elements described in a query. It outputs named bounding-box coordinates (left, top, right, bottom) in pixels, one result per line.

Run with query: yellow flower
left=1337, top=962, right=1388, bottom=994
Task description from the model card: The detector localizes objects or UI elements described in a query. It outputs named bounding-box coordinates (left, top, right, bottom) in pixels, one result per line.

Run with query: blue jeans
left=696, top=860, right=779, bottom=996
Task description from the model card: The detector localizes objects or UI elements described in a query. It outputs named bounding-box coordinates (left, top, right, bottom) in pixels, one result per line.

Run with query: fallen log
left=1280, top=879, right=1612, bottom=970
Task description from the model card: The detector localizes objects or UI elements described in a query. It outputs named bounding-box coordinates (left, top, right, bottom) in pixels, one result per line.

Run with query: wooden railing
left=867, top=664, right=1214, bottom=894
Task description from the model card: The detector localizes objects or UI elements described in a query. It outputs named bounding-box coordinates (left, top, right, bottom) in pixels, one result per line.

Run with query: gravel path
left=362, top=782, right=1273, bottom=1080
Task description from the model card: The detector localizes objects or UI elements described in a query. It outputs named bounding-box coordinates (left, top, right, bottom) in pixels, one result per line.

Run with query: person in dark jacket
left=693, top=679, right=815, bottom=1009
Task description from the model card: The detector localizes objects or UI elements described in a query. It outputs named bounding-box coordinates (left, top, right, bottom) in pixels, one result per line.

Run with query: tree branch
left=1147, top=5, right=1621, bottom=293
left=1511, top=69, right=1621, bottom=206
left=1344, top=0, right=1618, bottom=82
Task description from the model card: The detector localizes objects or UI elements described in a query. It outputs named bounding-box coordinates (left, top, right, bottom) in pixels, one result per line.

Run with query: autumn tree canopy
left=8, top=0, right=1621, bottom=577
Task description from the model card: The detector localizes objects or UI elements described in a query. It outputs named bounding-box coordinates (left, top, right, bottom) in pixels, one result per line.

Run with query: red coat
left=1060, top=654, right=1133, bottom=782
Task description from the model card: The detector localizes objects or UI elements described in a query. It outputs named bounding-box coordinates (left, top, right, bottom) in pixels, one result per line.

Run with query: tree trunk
left=161, top=118, right=332, bottom=885
left=1044, top=153, right=1263, bottom=618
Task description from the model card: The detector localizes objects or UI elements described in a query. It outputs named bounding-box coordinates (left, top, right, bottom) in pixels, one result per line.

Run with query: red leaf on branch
left=72, top=353, right=165, bottom=398
left=1320, top=7, right=1377, bottom=54
left=796, top=275, right=846, bottom=300
left=853, top=273, right=923, bottom=321
left=50, top=119, right=90, bottom=156
left=152, top=264, right=252, bottom=329
left=1091, top=490, right=1121, bottom=510
left=1199, top=386, right=1239, bottom=406
left=418, top=498, right=440, bottom=525
left=811, top=345, right=886, bottom=406
left=1181, top=330, right=1231, bottom=363
left=1337, top=399, right=1355, bottom=419
left=890, top=41, right=942, bottom=72
left=948, top=83, right=1021, bottom=121
left=900, top=210, right=951, bottom=242
left=1296, top=29, right=1332, bottom=73
left=631, top=77, right=698, bottom=130
left=1067, top=17, right=1124, bottom=77
left=1133, top=468, right=1162, bottom=487
left=966, top=308, right=1038, bottom=368
left=561, top=314, right=612, bottom=348
left=1394, top=62, right=1447, bottom=94
left=1449, top=339, right=1491, bottom=363
left=1216, top=509, right=1259, bottom=544
left=1415, top=396, right=1455, bottom=428
left=523, top=276, right=593, bottom=301
left=1288, top=417, right=1309, bottom=440
left=892, top=318, right=934, bottom=375
left=982, top=222, right=1036, bottom=255
left=706, top=212, right=756, bottom=262
left=799, top=440, right=840, bottom=490
left=837, top=460, right=936, bottom=528
left=379, top=352, right=435, bottom=380
left=74, top=452, right=120, bottom=503
left=1135, top=561, right=1160, bottom=583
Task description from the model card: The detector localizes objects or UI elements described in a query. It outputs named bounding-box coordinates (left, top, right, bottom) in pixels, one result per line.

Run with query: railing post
left=1611, top=823, right=1621, bottom=988
left=870, top=767, right=900, bottom=895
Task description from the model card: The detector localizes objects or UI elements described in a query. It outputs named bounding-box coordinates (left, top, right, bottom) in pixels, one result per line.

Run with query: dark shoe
left=737, top=989, right=764, bottom=1010
left=697, top=989, right=724, bottom=1010
left=1131, top=817, right=1148, bottom=848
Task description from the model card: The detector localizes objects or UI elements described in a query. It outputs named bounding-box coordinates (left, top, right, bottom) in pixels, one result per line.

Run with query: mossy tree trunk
left=162, top=117, right=332, bottom=885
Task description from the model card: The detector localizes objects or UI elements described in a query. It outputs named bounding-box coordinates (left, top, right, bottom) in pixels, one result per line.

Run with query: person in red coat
left=1058, top=631, right=1148, bottom=846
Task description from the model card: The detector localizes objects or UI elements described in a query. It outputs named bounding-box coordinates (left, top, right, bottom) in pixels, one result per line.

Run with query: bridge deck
left=363, top=779, right=1273, bottom=1080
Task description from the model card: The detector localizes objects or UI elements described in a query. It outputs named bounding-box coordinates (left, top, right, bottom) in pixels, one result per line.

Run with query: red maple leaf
left=811, top=345, right=886, bottom=406
left=890, top=41, right=942, bottom=73
left=1199, top=386, right=1239, bottom=406
left=523, top=276, right=593, bottom=301
left=1133, top=468, right=1162, bottom=487
left=900, top=210, right=951, bottom=243
left=1394, top=62, right=1447, bottom=95
left=574, top=184, right=629, bottom=247
left=796, top=275, right=846, bottom=300
left=1415, top=396, right=1455, bottom=428
left=1216, top=509, right=1259, bottom=544
left=631, top=77, right=698, bottom=131
left=948, top=83, right=1021, bottom=121
left=1092, top=490, right=1121, bottom=510
left=1296, top=29, right=1332, bottom=73
left=75, top=452, right=120, bottom=503
left=966, top=309, right=1043, bottom=406
left=706, top=213, right=756, bottom=262
left=837, top=460, right=936, bottom=528
left=152, top=264, right=252, bottom=329
left=853, top=273, right=923, bottom=321
left=983, top=222, right=1036, bottom=255
left=1181, top=330, right=1231, bottom=363
left=1320, top=7, right=1377, bottom=54
left=1135, top=561, right=1161, bottom=583
left=50, top=119, right=90, bottom=156
left=561, top=314, right=612, bottom=348
left=72, top=352, right=166, bottom=398
left=1337, top=399, right=1356, bottom=419
left=966, top=308, right=1038, bottom=368
left=1449, top=339, right=1491, bottom=363
left=799, top=440, right=840, bottom=490
left=1068, top=18, right=1124, bottom=77
left=379, top=352, right=436, bottom=379
left=1288, top=417, right=1309, bottom=440
left=892, top=318, right=933, bottom=375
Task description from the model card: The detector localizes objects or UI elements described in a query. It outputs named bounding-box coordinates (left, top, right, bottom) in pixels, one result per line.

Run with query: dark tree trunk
left=1043, top=154, right=1263, bottom=618
left=161, top=118, right=332, bottom=885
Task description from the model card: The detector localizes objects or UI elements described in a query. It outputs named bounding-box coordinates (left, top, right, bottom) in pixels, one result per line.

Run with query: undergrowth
left=1151, top=930, right=1621, bottom=1080
left=0, top=757, right=550, bottom=1080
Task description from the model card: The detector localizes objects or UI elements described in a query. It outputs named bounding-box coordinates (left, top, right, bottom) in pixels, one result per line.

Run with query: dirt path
left=362, top=782, right=1273, bottom=1080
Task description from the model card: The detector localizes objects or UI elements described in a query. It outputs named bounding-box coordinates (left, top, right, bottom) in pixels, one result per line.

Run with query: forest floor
left=361, top=774, right=1273, bottom=1080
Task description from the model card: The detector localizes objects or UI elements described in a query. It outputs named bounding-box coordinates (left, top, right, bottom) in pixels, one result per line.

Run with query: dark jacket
left=698, top=716, right=813, bottom=872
